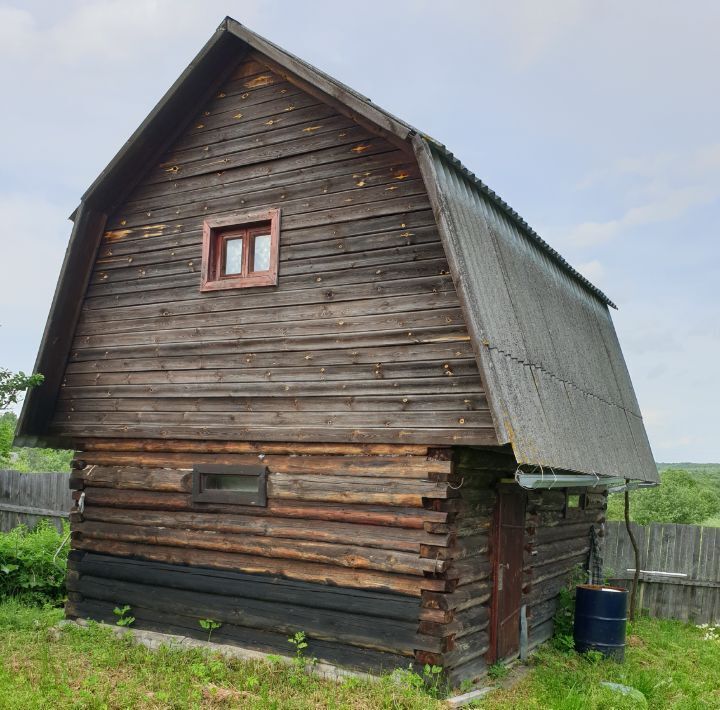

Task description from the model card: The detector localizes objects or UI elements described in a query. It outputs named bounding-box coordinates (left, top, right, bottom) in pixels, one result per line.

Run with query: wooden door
left=489, top=485, right=526, bottom=662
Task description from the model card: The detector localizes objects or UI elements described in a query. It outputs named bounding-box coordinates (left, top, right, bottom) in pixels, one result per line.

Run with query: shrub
left=0, top=520, right=68, bottom=605
left=607, top=468, right=720, bottom=525
left=552, top=564, right=586, bottom=651
left=0, top=412, right=73, bottom=472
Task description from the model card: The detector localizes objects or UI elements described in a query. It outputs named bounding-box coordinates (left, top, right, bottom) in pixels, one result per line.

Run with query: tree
left=0, top=370, right=71, bottom=472
left=607, top=468, right=720, bottom=525
left=0, top=369, right=43, bottom=409
left=0, top=412, right=15, bottom=459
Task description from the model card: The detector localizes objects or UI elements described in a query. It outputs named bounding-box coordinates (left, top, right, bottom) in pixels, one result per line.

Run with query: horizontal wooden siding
left=51, top=54, right=494, bottom=446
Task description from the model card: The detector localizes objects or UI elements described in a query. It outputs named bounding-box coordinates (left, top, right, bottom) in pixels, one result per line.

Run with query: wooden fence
left=0, top=470, right=72, bottom=533
left=604, top=521, right=720, bottom=624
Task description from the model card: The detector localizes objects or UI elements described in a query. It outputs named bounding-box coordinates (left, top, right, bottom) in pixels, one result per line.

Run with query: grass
left=1, top=601, right=718, bottom=708
left=477, top=617, right=720, bottom=709
left=0, top=600, right=441, bottom=709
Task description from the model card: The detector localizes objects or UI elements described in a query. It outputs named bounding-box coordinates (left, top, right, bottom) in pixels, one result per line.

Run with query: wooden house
left=16, top=18, right=658, bottom=684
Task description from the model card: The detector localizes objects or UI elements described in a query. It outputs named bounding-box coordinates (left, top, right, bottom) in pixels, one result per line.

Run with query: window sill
left=200, top=272, right=278, bottom=292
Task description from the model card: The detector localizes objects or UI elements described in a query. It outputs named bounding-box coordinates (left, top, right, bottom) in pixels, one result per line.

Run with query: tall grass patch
left=0, top=521, right=68, bottom=605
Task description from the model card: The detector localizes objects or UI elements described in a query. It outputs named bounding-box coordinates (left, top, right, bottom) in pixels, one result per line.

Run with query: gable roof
left=16, top=17, right=657, bottom=483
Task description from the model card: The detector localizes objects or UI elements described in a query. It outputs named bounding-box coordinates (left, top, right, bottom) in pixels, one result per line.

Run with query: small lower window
left=192, top=464, right=268, bottom=506
left=565, top=491, right=586, bottom=516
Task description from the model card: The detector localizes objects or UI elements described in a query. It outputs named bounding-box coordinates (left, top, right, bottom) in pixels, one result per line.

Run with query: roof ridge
left=421, top=137, right=616, bottom=309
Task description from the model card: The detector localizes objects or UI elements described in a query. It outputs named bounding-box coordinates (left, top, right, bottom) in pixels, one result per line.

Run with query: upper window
left=200, top=209, right=280, bottom=291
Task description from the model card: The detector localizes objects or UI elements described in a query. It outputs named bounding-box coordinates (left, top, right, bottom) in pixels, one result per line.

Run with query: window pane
left=252, top=234, right=271, bottom=272
left=224, top=238, right=243, bottom=275
left=203, top=474, right=257, bottom=493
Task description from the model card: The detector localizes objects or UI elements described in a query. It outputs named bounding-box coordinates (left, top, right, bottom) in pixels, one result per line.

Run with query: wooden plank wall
left=66, top=443, right=469, bottom=672
left=523, top=488, right=607, bottom=648
left=49, top=52, right=495, bottom=448
left=0, top=470, right=72, bottom=532
left=605, top=521, right=720, bottom=624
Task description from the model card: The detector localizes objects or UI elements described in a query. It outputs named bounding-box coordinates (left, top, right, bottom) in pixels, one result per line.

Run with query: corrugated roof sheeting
left=417, top=139, right=658, bottom=483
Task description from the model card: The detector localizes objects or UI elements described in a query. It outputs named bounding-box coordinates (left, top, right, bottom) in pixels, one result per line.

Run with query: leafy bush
left=0, top=412, right=73, bottom=472
left=0, top=369, right=43, bottom=409
left=7, top=446, right=74, bottom=473
left=552, top=564, right=586, bottom=651
left=0, top=521, right=68, bottom=605
left=607, top=468, right=720, bottom=525
left=0, top=412, right=14, bottom=459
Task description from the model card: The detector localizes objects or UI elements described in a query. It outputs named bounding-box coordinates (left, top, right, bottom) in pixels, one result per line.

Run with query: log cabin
left=16, top=18, right=658, bottom=684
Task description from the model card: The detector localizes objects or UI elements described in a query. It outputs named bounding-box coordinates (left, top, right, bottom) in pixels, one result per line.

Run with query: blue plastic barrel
left=573, top=584, right=628, bottom=661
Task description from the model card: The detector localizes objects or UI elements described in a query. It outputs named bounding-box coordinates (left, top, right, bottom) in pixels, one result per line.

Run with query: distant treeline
left=607, top=465, right=720, bottom=527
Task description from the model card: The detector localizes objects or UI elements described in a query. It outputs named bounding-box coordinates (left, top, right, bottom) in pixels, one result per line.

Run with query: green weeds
left=198, top=617, right=221, bottom=642
left=0, top=600, right=443, bottom=709
left=113, top=605, right=135, bottom=627
left=0, top=520, right=68, bottom=605
left=2, top=595, right=716, bottom=708
left=487, top=662, right=509, bottom=680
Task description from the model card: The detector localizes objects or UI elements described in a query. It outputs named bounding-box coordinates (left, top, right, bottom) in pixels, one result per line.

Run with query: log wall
left=522, top=487, right=607, bottom=649
left=415, top=449, right=501, bottom=685
left=49, top=52, right=495, bottom=448
left=64, top=440, right=605, bottom=678
left=66, top=443, right=465, bottom=672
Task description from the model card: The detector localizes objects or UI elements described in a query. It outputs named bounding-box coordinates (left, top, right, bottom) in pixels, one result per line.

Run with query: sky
left=0, top=0, right=718, bottom=462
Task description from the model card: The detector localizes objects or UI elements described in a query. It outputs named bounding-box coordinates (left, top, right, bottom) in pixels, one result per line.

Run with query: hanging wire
left=53, top=490, right=86, bottom=565
left=546, top=468, right=558, bottom=489
left=515, top=463, right=544, bottom=490
left=52, top=530, right=71, bottom=565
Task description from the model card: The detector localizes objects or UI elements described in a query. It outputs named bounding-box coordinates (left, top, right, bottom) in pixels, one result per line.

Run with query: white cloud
left=0, top=1, right=261, bottom=65
left=0, top=6, right=35, bottom=54
left=561, top=144, right=720, bottom=247
left=489, top=0, right=591, bottom=69
left=564, top=185, right=717, bottom=247
left=641, top=407, right=669, bottom=428
left=0, top=193, right=70, bottom=378
left=576, top=259, right=604, bottom=283
left=653, top=435, right=703, bottom=452
left=0, top=194, right=69, bottom=311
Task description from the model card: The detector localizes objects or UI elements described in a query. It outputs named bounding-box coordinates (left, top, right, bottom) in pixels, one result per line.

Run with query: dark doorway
left=488, top=484, right=526, bottom=662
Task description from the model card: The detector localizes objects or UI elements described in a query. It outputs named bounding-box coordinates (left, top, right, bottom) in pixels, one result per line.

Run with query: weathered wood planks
left=522, top=487, right=607, bottom=649
left=0, top=470, right=73, bottom=532
left=48, top=55, right=491, bottom=446
left=69, top=448, right=458, bottom=595
left=604, top=521, right=720, bottom=625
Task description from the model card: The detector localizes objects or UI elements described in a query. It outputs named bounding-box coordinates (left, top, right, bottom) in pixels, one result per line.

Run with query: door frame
left=488, top=482, right=526, bottom=663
